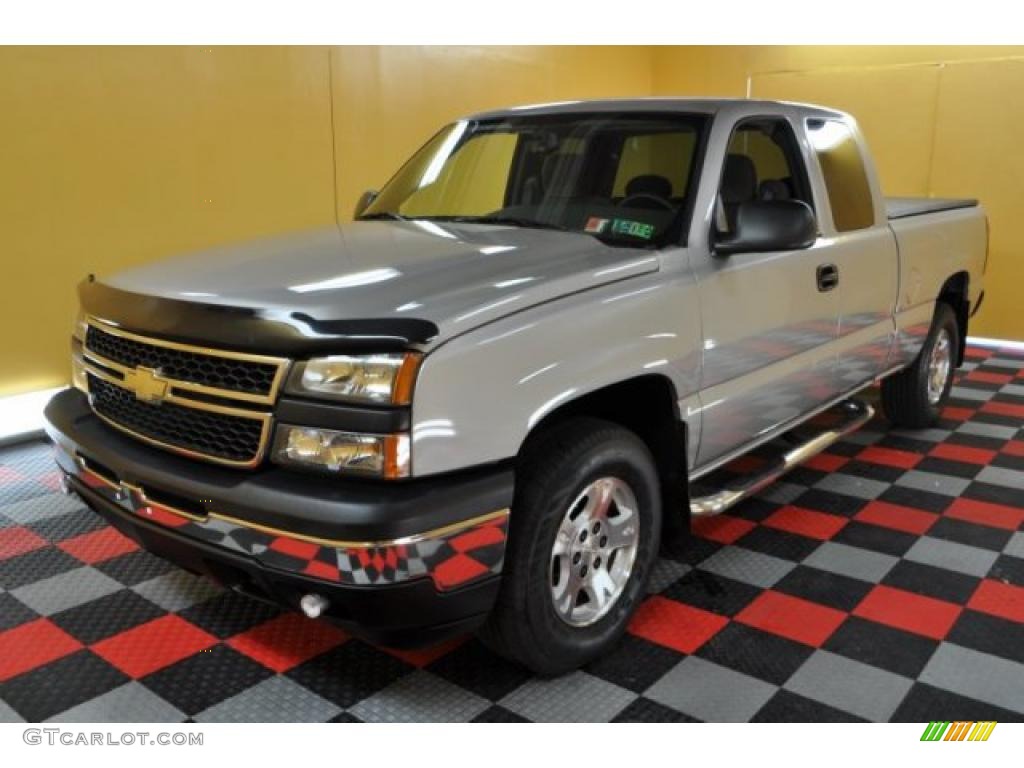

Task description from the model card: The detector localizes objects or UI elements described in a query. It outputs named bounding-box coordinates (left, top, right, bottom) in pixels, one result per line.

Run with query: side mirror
left=353, top=189, right=378, bottom=219
left=715, top=200, right=817, bottom=256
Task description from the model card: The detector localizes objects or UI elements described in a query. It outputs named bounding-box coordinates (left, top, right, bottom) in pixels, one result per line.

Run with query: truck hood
left=101, top=221, right=659, bottom=349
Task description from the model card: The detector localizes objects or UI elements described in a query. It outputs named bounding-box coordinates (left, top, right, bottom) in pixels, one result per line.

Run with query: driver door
left=693, top=117, right=841, bottom=469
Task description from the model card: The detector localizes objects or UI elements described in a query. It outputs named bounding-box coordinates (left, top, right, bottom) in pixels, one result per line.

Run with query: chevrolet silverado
left=45, top=99, right=988, bottom=674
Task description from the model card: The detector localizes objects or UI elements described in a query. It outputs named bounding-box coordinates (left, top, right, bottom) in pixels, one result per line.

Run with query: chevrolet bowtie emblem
left=123, top=366, right=169, bottom=403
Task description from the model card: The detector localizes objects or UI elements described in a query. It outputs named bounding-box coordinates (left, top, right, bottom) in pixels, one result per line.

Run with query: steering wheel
left=617, top=192, right=674, bottom=211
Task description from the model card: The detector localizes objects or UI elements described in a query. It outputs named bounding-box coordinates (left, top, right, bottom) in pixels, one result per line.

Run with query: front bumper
left=44, top=388, right=513, bottom=646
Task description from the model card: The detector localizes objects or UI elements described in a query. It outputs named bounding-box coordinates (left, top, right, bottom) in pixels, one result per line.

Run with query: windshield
left=361, top=112, right=708, bottom=247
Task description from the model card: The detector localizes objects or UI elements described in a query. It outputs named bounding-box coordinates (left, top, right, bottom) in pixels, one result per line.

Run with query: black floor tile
left=824, top=616, right=940, bottom=679
left=0, top=650, right=128, bottom=721
left=285, top=641, right=413, bottom=709
left=141, top=645, right=273, bottom=716
left=696, top=623, right=813, bottom=686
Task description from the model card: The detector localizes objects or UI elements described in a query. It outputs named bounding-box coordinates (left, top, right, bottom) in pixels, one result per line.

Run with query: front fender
left=409, top=266, right=703, bottom=477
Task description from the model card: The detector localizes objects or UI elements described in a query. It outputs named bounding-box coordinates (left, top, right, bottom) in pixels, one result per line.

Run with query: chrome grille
left=88, top=375, right=266, bottom=464
left=85, top=324, right=280, bottom=398
left=80, top=318, right=289, bottom=468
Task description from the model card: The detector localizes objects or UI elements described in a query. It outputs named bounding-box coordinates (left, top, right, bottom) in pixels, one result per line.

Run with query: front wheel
left=881, top=301, right=959, bottom=428
left=479, top=417, right=661, bottom=675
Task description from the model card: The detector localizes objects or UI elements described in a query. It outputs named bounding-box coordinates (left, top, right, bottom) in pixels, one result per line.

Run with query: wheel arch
left=938, top=270, right=970, bottom=365
left=518, top=374, right=690, bottom=538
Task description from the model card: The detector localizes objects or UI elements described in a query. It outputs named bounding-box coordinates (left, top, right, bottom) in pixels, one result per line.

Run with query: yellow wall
left=0, top=46, right=652, bottom=396
left=653, top=46, right=1024, bottom=340
left=2, top=45, right=1021, bottom=396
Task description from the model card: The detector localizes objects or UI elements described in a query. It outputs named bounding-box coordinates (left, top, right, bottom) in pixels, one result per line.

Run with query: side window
left=612, top=131, right=696, bottom=199
left=806, top=119, right=874, bottom=232
left=718, top=118, right=812, bottom=233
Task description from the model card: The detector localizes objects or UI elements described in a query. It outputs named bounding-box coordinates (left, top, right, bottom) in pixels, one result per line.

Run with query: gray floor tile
left=896, top=471, right=971, bottom=497
left=195, top=676, right=340, bottom=723
left=814, top=473, right=889, bottom=500
left=891, top=428, right=952, bottom=443
left=983, top=357, right=1024, bottom=370
left=647, top=558, right=691, bottom=594
left=131, top=570, right=224, bottom=613
left=500, top=671, right=636, bottom=722
left=1005, top=532, right=1024, bottom=560
left=0, top=493, right=85, bottom=525
left=785, top=650, right=913, bottom=721
left=1002, top=383, right=1024, bottom=398
left=756, top=481, right=807, bottom=505
left=645, top=656, right=777, bottom=722
left=956, top=422, right=1018, bottom=440
left=976, top=465, right=1024, bottom=491
left=0, top=699, right=24, bottom=723
left=903, top=536, right=999, bottom=578
left=11, top=566, right=122, bottom=615
left=950, top=386, right=994, bottom=402
left=803, top=541, right=898, bottom=583
left=921, top=643, right=1024, bottom=714
left=698, top=546, right=795, bottom=588
left=350, top=670, right=490, bottom=723
left=47, top=682, right=185, bottom=723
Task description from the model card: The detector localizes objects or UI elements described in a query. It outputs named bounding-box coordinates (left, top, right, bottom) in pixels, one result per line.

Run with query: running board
left=689, top=399, right=874, bottom=518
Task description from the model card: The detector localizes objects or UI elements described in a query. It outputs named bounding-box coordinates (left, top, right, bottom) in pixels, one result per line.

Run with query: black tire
left=881, top=302, right=959, bottom=428
left=479, top=417, right=662, bottom=675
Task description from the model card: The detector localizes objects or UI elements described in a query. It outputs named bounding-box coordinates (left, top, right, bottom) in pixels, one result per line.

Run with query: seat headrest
left=759, top=179, right=791, bottom=201
left=721, top=154, right=757, bottom=204
left=625, top=174, right=673, bottom=200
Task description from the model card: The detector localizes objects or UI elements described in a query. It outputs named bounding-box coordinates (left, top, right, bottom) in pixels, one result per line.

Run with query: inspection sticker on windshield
left=584, top=217, right=609, bottom=233
left=611, top=219, right=655, bottom=240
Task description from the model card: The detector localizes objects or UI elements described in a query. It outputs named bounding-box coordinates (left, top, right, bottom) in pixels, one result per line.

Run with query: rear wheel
left=881, top=302, right=959, bottom=428
left=479, top=417, right=661, bottom=675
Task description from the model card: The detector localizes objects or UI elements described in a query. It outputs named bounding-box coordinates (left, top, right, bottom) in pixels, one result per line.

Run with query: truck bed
left=886, top=197, right=978, bottom=220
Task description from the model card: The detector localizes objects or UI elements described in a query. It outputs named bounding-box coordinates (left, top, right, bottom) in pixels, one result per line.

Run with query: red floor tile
left=857, top=445, right=922, bottom=470
left=0, top=526, right=48, bottom=560
left=803, top=453, right=849, bottom=472
left=0, top=467, right=25, bottom=484
left=226, top=613, right=349, bottom=672
left=57, top=527, right=139, bottom=564
left=0, top=619, right=82, bottom=682
left=854, top=500, right=939, bottom=536
left=628, top=595, right=729, bottom=654
left=91, top=615, right=216, bottom=678
left=853, top=585, right=962, bottom=641
left=945, top=497, right=1024, bottom=531
left=691, top=515, right=757, bottom=545
left=929, top=443, right=997, bottom=466
left=383, top=635, right=468, bottom=668
left=763, top=506, right=847, bottom=541
left=965, top=370, right=1012, bottom=385
left=967, top=580, right=1024, bottom=624
left=735, top=591, right=846, bottom=647
left=1003, top=440, right=1024, bottom=458
left=981, top=400, right=1024, bottom=419
left=941, top=406, right=974, bottom=422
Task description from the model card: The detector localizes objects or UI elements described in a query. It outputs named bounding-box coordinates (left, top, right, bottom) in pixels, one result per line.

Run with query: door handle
left=816, top=263, right=839, bottom=292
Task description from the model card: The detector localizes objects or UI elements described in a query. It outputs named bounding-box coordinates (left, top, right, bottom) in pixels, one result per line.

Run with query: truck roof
left=467, top=97, right=847, bottom=121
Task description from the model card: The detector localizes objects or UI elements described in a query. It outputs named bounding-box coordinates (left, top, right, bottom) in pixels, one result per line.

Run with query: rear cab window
left=806, top=118, right=875, bottom=232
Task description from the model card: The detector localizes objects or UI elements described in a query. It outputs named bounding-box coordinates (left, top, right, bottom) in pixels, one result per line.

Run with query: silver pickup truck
left=44, top=98, right=987, bottom=674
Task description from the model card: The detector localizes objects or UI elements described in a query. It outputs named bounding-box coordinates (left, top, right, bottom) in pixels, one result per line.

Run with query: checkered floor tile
left=1, top=344, right=1023, bottom=722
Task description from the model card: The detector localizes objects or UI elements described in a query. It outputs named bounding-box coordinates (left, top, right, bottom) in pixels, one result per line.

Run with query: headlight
left=272, top=425, right=410, bottom=478
left=286, top=353, right=421, bottom=405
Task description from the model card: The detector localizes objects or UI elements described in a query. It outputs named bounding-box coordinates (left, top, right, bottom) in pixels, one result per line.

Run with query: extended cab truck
left=44, top=99, right=987, bottom=674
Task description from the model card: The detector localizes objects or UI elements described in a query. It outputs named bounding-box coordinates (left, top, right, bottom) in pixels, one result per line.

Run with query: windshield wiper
left=358, top=211, right=409, bottom=222
left=436, top=215, right=570, bottom=233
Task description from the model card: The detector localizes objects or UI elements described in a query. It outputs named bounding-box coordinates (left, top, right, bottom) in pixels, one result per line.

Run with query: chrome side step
left=689, top=399, right=875, bottom=518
